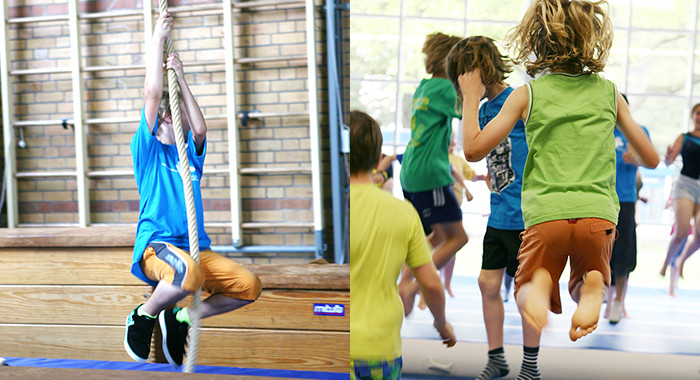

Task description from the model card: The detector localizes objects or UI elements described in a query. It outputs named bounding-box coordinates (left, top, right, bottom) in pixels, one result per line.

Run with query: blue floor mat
left=3, top=357, right=349, bottom=380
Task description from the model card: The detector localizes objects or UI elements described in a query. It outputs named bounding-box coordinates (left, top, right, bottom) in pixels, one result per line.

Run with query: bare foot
left=517, top=268, right=552, bottom=333
left=660, top=265, right=667, bottom=277
left=417, top=293, right=427, bottom=310
left=445, top=285, right=455, bottom=298
left=570, top=271, right=605, bottom=341
left=399, top=280, right=419, bottom=317
left=676, top=257, right=685, bottom=279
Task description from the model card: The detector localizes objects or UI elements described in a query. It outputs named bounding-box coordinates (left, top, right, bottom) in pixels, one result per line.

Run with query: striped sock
left=516, top=346, right=541, bottom=380
left=477, top=347, right=509, bottom=380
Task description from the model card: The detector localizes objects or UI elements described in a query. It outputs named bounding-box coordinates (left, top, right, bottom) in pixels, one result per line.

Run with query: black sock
left=516, top=346, right=540, bottom=380
left=477, top=347, right=509, bottom=380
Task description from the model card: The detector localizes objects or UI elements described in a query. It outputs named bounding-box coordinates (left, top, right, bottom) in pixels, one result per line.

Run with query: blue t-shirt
left=130, top=107, right=211, bottom=286
left=478, top=87, right=528, bottom=230
left=614, top=126, right=649, bottom=203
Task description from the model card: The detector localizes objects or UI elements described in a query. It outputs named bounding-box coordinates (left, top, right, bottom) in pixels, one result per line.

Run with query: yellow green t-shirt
left=350, top=183, right=432, bottom=361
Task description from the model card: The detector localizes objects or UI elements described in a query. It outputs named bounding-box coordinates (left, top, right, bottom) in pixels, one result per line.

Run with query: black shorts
left=403, top=185, right=462, bottom=235
left=482, top=226, right=523, bottom=277
left=610, top=202, right=637, bottom=280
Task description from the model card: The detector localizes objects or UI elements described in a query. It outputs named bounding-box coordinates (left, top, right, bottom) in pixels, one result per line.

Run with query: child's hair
left=158, top=90, right=171, bottom=119
left=506, top=0, right=613, bottom=77
left=423, top=32, right=462, bottom=76
left=445, top=36, right=513, bottom=99
left=691, top=103, right=700, bottom=115
left=349, top=110, right=382, bottom=175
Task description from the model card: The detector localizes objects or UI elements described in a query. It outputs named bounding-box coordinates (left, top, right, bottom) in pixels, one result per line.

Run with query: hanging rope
left=157, top=0, right=202, bottom=373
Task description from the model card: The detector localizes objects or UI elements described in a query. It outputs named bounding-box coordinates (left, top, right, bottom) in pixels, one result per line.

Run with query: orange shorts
left=140, top=242, right=262, bottom=301
left=514, top=218, right=616, bottom=314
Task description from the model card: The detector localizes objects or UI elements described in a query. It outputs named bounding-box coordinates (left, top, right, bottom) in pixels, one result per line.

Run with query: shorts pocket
left=589, top=219, right=616, bottom=234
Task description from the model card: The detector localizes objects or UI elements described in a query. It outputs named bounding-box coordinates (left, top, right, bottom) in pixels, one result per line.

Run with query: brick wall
left=3, top=0, right=345, bottom=263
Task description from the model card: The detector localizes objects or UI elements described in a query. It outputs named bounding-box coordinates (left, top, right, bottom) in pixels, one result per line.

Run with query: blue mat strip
left=3, top=357, right=349, bottom=380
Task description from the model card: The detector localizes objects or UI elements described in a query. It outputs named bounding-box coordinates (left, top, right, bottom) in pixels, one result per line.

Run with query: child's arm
left=450, top=166, right=473, bottom=201
left=616, top=93, right=659, bottom=169
left=166, top=52, right=207, bottom=154
left=144, top=12, right=173, bottom=133
left=412, top=262, right=457, bottom=347
left=459, top=69, right=527, bottom=162
left=664, top=134, right=684, bottom=166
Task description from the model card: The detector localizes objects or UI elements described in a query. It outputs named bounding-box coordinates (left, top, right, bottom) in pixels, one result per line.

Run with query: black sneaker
left=123, top=304, right=157, bottom=362
left=159, top=307, right=189, bottom=368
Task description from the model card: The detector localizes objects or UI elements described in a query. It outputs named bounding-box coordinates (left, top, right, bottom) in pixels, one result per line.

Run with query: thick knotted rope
left=157, top=0, right=201, bottom=373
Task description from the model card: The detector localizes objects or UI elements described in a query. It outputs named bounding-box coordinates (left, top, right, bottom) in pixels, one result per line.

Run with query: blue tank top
left=478, top=86, right=528, bottom=230
left=680, top=133, right=700, bottom=179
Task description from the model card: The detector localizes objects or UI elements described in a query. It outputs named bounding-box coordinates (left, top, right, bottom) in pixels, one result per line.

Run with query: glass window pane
left=351, top=0, right=400, bottom=16
left=631, top=0, right=694, bottom=30
left=465, top=22, right=516, bottom=42
left=351, top=79, right=397, bottom=131
left=627, top=31, right=690, bottom=95
left=609, top=0, right=631, bottom=28
left=351, top=16, right=400, bottom=79
left=405, top=0, right=465, bottom=19
left=467, top=0, right=531, bottom=22
left=627, top=95, right=687, bottom=152
left=399, top=20, right=464, bottom=82
left=603, top=30, right=628, bottom=90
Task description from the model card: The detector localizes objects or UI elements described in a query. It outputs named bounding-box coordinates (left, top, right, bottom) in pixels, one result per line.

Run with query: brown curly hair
left=506, top=0, right=613, bottom=76
left=445, top=36, right=513, bottom=99
left=422, top=32, right=463, bottom=76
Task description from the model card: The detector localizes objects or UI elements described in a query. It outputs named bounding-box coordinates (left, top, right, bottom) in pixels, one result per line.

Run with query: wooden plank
left=245, top=263, right=350, bottom=290
left=0, top=226, right=136, bottom=247
left=195, top=328, right=349, bottom=372
left=0, top=249, right=349, bottom=290
left=0, top=248, right=140, bottom=285
left=0, top=325, right=348, bottom=373
left=0, top=286, right=348, bottom=331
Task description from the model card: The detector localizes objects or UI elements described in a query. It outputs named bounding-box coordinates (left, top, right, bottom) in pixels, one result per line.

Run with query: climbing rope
left=157, top=0, right=202, bottom=373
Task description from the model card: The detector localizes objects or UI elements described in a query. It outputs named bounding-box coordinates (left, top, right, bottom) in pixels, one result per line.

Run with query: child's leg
left=570, top=270, right=605, bottom=341
left=140, top=242, right=205, bottom=315
left=516, top=321, right=542, bottom=380
left=442, top=255, right=456, bottom=297
left=661, top=198, right=693, bottom=276
left=516, top=267, right=552, bottom=333
left=568, top=218, right=615, bottom=341
left=198, top=250, right=262, bottom=318
left=430, top=221, right=468, bottom=270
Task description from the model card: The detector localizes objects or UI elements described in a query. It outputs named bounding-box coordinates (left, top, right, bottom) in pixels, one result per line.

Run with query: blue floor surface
left=2, top=357, right=349, bottom=380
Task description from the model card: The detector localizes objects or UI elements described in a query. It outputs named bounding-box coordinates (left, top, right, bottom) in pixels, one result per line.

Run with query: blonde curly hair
left=506, top=0, right=613, bottom=76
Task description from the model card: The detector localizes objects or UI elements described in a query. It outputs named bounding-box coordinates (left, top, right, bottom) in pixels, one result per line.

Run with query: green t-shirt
left=400, top=77, right=460, bottom=192
left=350, top=183, right=432, bottom=361
left=522, top=73, right=619, bottom=228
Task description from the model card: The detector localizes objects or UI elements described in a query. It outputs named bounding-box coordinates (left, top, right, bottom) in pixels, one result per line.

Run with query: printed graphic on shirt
left=487, top=137, right=514, bottom=194
left=161, top=162, right=200, bottom=182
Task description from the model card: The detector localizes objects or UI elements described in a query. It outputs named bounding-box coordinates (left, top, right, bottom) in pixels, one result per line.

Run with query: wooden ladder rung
left=239, top=167, right=312, bottom=175
left=10, top=67, right=71, bottom=76
left=235, top=55, right=307, bottom=64
left=233, top=0, right=306, bottom=9
left=241, top=222, right=314, bottom=229
left=7, top=15, right=69, bottom=24
left=240, top=111, right=309, bottom=119
left=79, top=10, right=142, bottom=20
left=15, top=171, right=77, bottom=179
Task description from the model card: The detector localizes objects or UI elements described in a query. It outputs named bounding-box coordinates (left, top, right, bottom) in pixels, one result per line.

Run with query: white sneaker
left=609, top=300, right=622, bottom=324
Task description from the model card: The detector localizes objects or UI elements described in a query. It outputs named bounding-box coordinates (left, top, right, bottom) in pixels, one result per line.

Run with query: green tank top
left=522, top=73, right=619, bottom=228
